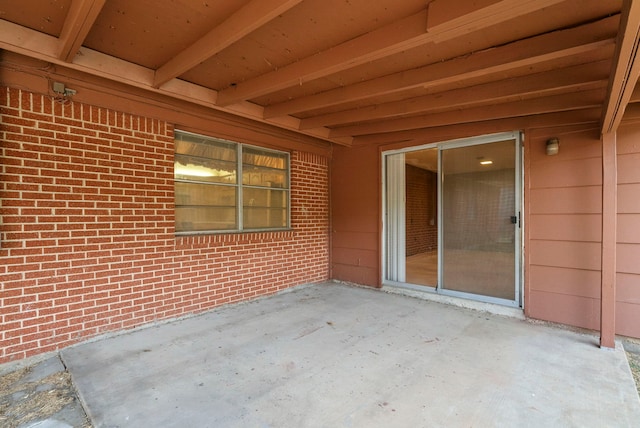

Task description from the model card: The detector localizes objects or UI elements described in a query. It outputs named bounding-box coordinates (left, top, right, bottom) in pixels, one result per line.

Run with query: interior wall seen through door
left=406, top=164, right=438, bottom=257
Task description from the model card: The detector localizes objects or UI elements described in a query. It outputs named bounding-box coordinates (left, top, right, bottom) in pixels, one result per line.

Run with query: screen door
left=439, top=137, right=520, bottom=303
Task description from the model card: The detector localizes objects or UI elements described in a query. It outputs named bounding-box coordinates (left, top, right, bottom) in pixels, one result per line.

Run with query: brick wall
left=0, top=87, right=330, bottom=364
left=406, top=164, right=438, bottom=256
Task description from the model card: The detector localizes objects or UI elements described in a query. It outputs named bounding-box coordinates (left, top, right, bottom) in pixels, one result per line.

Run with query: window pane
left=176, top=207, right=236, bottom=232
left=242, top=147, right=288, bottom=188
left=175, top=182, right=235, bottom=206
left=175, top=154, right=237, bottom=184
left=243, top=147, right=286, bottom=169
left=174, top=131, right=290, bottom=234
left=175, top=133, right=237, bottom=184
left=175, top=182, right=237, bottom=232
left=175, top=133, right=237, bottom=161
left=242, top=165, right=287, bottom=188
left=243, top=188, right=288, bottom=208
left=243, top=188, right=288, bottom=229
left=243, top=208, right=288, bottom=229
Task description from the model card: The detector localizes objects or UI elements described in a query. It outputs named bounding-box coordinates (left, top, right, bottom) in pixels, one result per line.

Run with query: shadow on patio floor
left=2, top=282, right=639, bottom=427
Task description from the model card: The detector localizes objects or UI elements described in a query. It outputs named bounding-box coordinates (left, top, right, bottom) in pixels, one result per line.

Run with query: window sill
left=175, top=229, right=295, bottom=248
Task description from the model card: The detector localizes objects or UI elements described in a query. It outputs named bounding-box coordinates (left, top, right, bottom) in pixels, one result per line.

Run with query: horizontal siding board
left=616, top=302, right=640, bottom=338
left=529, top=265, right=600, bottom=299
left=617, top=124, right=640, bottom=155
left=528, top=290, right=599, bottom=331
left=617, top=273, right=640, bottom=303
left=617, top=243, right=640, bottom=275
left=618, top=152, right=640, bottom=184
left=529, top=240, right=601, bottom=271
left=331, top=231, right=378, bottom=250
left=617, top=214, right=640, bottom=243
left=530, top=157, right=602, bottom=188
left=529, top=186, right=601, bottom=214
left=618, top=183, right=640, bottom=213
left=529, top=214, right=601, bottom=242
left=331, top=247, right=378, bottom=268
left=331, top=209, right=379, bottom=232
left=331, top=263, right=378, bottom=286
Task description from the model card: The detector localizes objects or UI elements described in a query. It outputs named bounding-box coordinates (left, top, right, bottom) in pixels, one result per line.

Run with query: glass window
left=174, top=130, right=290, bottom=234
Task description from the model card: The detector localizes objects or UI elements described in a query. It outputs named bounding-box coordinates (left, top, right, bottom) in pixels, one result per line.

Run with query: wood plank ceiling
left=0, top=0, right=638, bottom=147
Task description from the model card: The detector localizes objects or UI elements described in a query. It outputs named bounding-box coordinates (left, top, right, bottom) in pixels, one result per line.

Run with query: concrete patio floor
left=61, top=282, right=640, bottom=427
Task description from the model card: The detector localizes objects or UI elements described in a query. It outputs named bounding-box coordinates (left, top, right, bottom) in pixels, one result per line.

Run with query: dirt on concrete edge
left=628, top=352, right=640, bottom=397
left=0, top=355, right=91, bottom=428
left=622, top=338, right=640, bottom=399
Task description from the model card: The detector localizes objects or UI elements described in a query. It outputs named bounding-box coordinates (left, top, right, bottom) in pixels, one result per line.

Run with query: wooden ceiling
left=1, top=0, right=639, bottom=147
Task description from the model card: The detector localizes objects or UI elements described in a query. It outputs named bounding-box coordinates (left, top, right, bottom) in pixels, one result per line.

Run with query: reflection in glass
left=242, top=147, right=288, bottom=188
left=441, top=140, right=516, bottom=300
left=174, top=182, right=237, bottom=232
left=243, top=188, right=288, bottom=229
left=173, top=131, right=290, bottom=233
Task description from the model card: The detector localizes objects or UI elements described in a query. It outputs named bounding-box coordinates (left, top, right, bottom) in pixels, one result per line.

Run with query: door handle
left=510, top=216, right=518, bottom=224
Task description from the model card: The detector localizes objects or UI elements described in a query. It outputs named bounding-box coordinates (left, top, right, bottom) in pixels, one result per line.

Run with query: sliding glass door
left=440, top=138, right=519, bottom=302
left=383, top=132, right=521, bottom=307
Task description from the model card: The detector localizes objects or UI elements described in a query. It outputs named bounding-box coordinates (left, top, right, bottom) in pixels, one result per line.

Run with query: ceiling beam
left=153, top=0, right=302, bottom=88
left=331, top=88, right=606, bottom=137
left=426, top=0, right=564, bottom=42
left=352, top=108, right=602, bottom=146
left=0, top=18, right=59, bottom=58
left=299, top=60, right=611, bottom=129
left=631, top=82, right=640, bottom=102
left=215, top=11, right=425, bottom=106
left=0, top=19, right=348, bottom=147
left=264, top=15, right=618, bottom=118
left=215, top=0, right=565, bottom=106
left=601, top=0, right=640, bottom=134
left=57, top=0, right=106, bottom=62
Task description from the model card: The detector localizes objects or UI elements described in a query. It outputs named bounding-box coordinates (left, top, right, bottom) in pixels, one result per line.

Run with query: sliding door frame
left=382, top=131, right=524, bottom=308
left=436, top=132, right=522, bottom=307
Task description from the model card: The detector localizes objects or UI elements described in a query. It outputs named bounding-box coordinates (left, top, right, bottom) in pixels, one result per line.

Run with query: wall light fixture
left=546, top=138, right=560, bottom=156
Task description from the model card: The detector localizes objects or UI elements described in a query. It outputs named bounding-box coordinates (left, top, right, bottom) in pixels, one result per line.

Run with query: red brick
left=0, top=87, right=329, bottom=364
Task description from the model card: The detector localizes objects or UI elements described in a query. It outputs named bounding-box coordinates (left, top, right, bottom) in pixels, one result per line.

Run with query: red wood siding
left=0, top=87, right=330, bottom=364
left=330, top=144, right=379, bottom=286
left=527, top=129, right=603, bottom=330
left=615, top=123, right=640, bottom=338
left=527, top=122, right=640, bottom=339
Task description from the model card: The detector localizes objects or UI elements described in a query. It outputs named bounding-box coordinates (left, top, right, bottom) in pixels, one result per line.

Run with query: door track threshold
left=382, top=285, right=525, bottom=319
